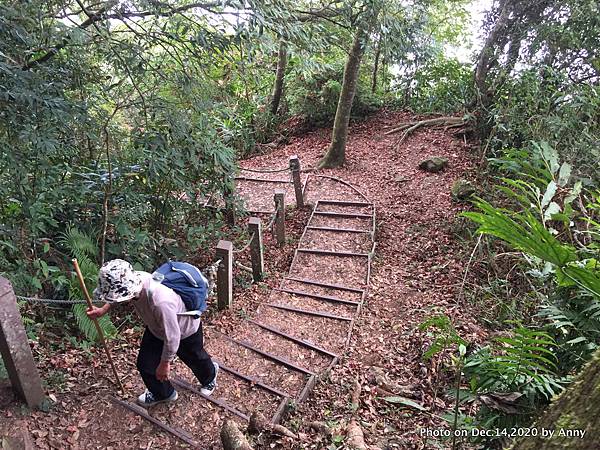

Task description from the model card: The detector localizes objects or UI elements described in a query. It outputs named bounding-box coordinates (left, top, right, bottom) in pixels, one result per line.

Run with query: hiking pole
left=72, top=258, right=125, bottom=394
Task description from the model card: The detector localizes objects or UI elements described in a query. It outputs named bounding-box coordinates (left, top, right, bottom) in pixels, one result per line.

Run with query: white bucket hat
left=93, top=259, right=144, bottom=303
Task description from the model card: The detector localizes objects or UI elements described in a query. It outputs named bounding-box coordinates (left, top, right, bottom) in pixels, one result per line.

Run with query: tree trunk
left=511, top=349, right=600, bottom=450
left=269, top=40, right=288, bottom=116
left=319, top=26, right=369, bottom=168
left=474, top=0, right=512, bottom=108
left=371, top=35, right=381, bottom=94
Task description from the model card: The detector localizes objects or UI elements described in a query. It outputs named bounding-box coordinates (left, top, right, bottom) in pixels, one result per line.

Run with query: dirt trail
left=0, top=110, right=482, bottom=449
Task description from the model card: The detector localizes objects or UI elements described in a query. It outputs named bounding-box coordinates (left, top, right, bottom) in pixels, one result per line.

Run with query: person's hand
left=156, top=360, right=171, bottom=381
left=86, top=306, right=106, bottom=320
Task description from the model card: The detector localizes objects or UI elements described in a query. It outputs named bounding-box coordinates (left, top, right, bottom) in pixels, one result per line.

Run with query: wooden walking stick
left=72, top=259, right=125, bottom=393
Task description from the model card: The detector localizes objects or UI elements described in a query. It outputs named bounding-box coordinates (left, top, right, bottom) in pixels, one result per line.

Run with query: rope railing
left=234, top=261, right=253, bottom=273
left=16, top=296, right=90, bottom=305
left=266, top=206, right=280, bottom=229
left=232, top=232, right=255, bottom=254
left=239, top=166, right=289, bottom=174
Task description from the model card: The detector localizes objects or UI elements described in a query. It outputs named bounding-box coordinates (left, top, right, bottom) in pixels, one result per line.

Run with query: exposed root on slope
left=385, top=116, right=471, bottom=148
left=221, top=420, right=254, bottom=450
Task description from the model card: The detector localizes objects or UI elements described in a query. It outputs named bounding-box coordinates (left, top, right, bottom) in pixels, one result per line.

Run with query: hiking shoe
left=201, top=362, right=219, bottom=396
left=137, top=389, right=178, bottom=407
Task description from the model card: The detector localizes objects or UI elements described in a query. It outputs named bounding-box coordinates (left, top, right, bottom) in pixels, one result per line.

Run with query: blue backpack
left=152, top=261, right=209, bottom=316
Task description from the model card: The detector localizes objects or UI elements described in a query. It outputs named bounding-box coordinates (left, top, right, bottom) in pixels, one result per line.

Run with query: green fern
left=72, top=304, right=117, bottom=341
left=419, top=314, right=466, bottom=360
left=463, top=198, right=600, bottom=300
left=59, top=227, right=118, bottom=342
left=464, top=327, right=562, bottom=400
left=463, top=199, right=577, bottom=267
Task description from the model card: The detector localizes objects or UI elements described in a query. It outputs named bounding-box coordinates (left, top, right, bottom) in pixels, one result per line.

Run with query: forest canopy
left=0, top=0, right=471, bottom=292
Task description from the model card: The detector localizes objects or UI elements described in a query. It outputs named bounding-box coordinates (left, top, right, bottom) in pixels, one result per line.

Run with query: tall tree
left=473, top=0, right=600, bottom=132
left=269, top=39, right=288, bottom=116
left=319, top=21, right=373, bottom=168
left=511, top=349, right=600, bottom=450
left=318, top=1, right=380, bottom=169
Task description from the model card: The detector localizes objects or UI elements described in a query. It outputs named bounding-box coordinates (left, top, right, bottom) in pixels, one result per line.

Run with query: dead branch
left=385, top=117, right=463, bottom=135
left=221, top=419, right=254, bottom=450
left=248, top=411, right=297, bottom=439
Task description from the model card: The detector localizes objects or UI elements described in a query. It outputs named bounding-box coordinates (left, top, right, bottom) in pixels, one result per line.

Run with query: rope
left=232, top=232, right=255, bottom=254
left=314, top=174, right=371, bottom=203
left=239, top=166, right=290, bottom=174
left=17, top=260, right=223, bottom=305
left=234, top=261, right=253, bottom=273
left=16, top=296, right=90, bottom=305
left=266, top=207, right=280, bottom=229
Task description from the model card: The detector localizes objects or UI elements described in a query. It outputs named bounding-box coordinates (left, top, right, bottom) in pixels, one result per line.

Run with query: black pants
left=136, top=323, right=215, bottom=400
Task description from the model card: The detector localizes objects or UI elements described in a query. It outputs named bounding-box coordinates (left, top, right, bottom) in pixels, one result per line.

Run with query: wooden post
left=0, top=277, right=45, bottom=409
left=289, top=155, right=304, bottom=209
left=248, top=217, right=264, bottom=282
left=274, top=189, right=285, bottom=246
left=216, top=240, right=233, bottom=309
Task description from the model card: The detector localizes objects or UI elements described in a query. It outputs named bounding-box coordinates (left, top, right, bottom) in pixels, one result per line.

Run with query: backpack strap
left=145, top=282, right=155, bottom=304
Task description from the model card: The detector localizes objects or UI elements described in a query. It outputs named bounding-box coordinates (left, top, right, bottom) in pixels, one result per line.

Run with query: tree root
left=346, top=419, right=368, bottom=450
left=385, top=116, right=469, bottom=147
left=351, top=377, right=361, bottom=412
left=307, top=421, right=333, bottom=437
left=248, top=411, right=297, bottom=439
left=221, top=420, right=254, bottom=450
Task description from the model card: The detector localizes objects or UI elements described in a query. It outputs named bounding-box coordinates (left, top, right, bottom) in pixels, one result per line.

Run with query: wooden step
left=266, top=303, right=353, bottom=321
left=297, top=248, right=369, bottom=257
left=306, top=225, right=371, bottom=233
left=313, top=211, right=372, bottom=218
left=284, top=276, right=364, bottom=294
left=317, top=199, right=372, bottom=207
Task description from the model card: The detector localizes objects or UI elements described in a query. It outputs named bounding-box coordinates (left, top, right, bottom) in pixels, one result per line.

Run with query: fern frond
left=59, top=227, right=98, bottom=261
left=72, top=304, right=117, bottom=342
left=59, top=227, right=118, bottom=342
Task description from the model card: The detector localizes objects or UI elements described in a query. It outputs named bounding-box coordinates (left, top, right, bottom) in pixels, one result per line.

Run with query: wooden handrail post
left=273, top=189, right=285, bottom=246
left=216, top=240, right=233, bottom=309
left=248, top=217, right=264, bottom=282
left=289, top=155, right=304, bottom=208
left=0, top=277, right=45, bottom=409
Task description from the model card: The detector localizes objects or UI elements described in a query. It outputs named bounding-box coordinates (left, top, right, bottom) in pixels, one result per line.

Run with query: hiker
left=86, top=259, right=218, bottom=407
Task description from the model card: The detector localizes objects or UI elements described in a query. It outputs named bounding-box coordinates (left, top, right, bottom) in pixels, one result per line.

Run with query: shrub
left=401, top=56, right=474, bottom=114
left=287, top=62, right=381, bottom=126
left=488, top=69, right=600, bottom=181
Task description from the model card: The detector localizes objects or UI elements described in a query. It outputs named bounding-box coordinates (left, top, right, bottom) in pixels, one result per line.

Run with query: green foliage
left=0, top=1, right=237, bottom=297
left=419, top=314, right=466, bottom=360
left=488, top=69, right=600, bottom=182
left=461, top=328, right=566, bottom=444
left=460, top=142, right=600, bottom=443
left=464, top=328, right=561, bottom=400
left=287, top=61, right=381, bottom=126
left=465, top=143, right=600, bottom=304
left=60, top=228, right=117, bottom=342
left=0, top=358, right=6, bottom=380
left=402, top=56, right=474, bottom=113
